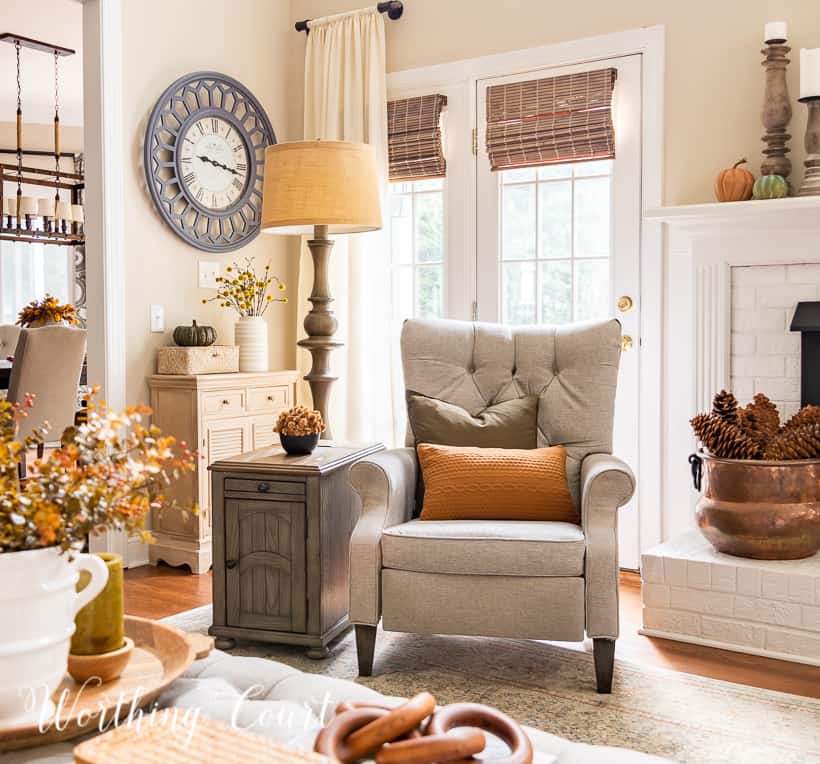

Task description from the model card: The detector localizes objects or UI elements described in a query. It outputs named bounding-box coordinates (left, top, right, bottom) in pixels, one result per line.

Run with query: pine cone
left=784, top=405, right=820, bottom=431
left=711, top=390, right=739, bottom=424
left=738, top=393, right=780, bottom=444
left=691, top=412, right=761, bottom=459
left=762, top=423, right=820, bottom=460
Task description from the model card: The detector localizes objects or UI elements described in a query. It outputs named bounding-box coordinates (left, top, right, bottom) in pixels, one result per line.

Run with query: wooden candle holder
left=798, top=97, right=820, bottom=196
left=760, top=40, right=792, bottom=181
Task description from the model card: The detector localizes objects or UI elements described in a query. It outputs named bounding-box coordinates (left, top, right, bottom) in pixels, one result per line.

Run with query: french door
left=475, top=55, right=643, bottom=569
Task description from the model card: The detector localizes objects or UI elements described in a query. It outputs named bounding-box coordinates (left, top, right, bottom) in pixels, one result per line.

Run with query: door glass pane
left=538, top=181, right=571, bottom=259
left=574, top=176, right=610, bottom=258
left=501, top=183, right=536, bottom=260
left=574, top=159, right=612, bottom=177
left=540, top=260, right=572, bottom=324
left=502, top=261, right=536, bottom=324
left=575, top=259, right=610, bottom=321
left=416, top=265, right=443, bottom=318
left=390, top=192, right=413, bottom=265
left=392, top=264, right=414, bottom=322
left=502, top=167, right=536, bottom=183
left=415, top=192, right=444, bottom=263
left=537, top=164, right=572, bottom=180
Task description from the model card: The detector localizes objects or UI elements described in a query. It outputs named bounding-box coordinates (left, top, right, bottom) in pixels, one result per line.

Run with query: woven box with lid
left=157, top=345, right=239, bottom=375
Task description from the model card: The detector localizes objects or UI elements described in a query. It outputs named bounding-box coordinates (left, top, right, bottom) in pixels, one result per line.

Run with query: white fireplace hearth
left=641, top=196, right=820, bottom=664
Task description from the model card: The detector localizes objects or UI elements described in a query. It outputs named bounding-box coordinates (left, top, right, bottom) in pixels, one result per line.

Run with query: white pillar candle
left=55, top=200, right=73, bottom=221
left=18, top=196, right=37, bottom=216
left=70, top=204, right=84, bottom=224
left=764, top=21, right=787, bottom=43
left=38, top=198, right=55, bottom=218
left=801, top=48, right=820, bottom=99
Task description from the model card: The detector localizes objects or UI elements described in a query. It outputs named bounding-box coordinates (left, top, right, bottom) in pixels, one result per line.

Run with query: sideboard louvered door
left=224, top=499, right=306, bottom=633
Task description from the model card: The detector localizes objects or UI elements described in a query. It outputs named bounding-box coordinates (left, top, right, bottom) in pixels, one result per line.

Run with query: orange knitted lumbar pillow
left=417, top=443, right=578, bottom=523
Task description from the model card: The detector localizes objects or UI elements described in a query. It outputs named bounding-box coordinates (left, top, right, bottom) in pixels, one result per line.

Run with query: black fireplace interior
left=790, top=301, right=820, bottom=407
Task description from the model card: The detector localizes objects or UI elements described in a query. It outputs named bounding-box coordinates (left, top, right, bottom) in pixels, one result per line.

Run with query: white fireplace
left=637, top=197, right=820, bottom=665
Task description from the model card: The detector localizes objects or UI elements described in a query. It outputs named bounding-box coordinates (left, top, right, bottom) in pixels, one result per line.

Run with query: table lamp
left=261, top=140, right=383, bottom=438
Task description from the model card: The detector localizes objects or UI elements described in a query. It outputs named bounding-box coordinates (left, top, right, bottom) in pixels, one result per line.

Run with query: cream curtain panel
left=299, top=8, right=400, bottom=444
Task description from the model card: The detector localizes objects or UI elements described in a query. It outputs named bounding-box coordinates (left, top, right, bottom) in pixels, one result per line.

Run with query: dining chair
left=7, top=325, right=87, bottom=473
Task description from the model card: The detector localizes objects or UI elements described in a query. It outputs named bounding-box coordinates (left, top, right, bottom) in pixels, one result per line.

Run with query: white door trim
left=82, top=0, right=142, bottom=564
left=387, top=26, right=665, bottom=558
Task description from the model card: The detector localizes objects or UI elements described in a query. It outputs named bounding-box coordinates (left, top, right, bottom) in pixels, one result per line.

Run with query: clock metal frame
left=144, top=71, right=276, bottom=253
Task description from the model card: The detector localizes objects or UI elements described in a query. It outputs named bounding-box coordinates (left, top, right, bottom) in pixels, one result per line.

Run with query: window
left=500, top=159, right=611, bottom=325
left=0, top=241, right=74, bottom=325
left=390, top=178, right=445, bottom=320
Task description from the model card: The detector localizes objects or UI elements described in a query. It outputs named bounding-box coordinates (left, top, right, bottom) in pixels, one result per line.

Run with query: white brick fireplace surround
left=643, top=197, right=820, bottom=664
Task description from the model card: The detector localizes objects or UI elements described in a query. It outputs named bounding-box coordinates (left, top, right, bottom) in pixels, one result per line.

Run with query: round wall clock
left=144, top=71, right=276, bottom=253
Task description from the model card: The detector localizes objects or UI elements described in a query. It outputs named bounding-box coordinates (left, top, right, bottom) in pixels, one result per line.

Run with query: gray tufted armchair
left=348, top=318, right=635, bottom=693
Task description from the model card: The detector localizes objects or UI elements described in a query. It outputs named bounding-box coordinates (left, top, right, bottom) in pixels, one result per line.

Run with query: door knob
left=226, top=559, right=238, bottom=569
left=617, top=295, right=633, bottom=313
left=621, top=335, right=634, bottom=352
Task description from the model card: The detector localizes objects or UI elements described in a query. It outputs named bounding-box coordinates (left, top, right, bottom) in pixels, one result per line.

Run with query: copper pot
left=690, top=451, right=820, bottom=559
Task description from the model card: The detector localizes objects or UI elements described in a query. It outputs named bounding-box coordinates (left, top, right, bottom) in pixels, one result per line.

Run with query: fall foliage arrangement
left=16, top=294, right=80, bottom=328
left=201, top=256, right=287, bottom=317
left=0, top=390, right=196, bottom=554
left=274, top=405, right=326, bottom=437
left=691, top=390, right=820, bottom=460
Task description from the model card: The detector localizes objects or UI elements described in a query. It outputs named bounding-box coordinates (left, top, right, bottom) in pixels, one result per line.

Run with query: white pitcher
left=0, top=546, right=108, bottom=727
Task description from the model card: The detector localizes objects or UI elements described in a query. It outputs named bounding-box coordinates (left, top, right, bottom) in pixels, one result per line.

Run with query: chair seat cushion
left=381, top=518, right=585, bottom=577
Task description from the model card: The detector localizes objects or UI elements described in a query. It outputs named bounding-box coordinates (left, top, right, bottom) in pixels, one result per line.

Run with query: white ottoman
left=4, top=651, right=670, bottom=764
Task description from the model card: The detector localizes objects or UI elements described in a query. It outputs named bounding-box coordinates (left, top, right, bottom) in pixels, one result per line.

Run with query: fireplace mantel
left=645, top=196, right=820, bottom=234
left=652, top=195, right=820, bottom=542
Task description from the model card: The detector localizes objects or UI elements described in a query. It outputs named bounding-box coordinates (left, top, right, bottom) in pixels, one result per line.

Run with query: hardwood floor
left=124, top=565, right=820, bottom=699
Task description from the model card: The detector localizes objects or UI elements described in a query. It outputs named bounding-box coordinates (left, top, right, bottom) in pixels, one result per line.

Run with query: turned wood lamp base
left=298, top=224, right=343, bottom=438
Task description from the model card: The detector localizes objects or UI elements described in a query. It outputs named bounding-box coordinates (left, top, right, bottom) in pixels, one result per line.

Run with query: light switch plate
left=150, top=304, right=165, bottom=333
left=199, top=260, right=220, bottom=289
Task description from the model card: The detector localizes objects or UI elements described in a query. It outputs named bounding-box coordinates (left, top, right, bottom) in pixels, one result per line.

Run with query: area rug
left=165, top=606, right=820, bottom=764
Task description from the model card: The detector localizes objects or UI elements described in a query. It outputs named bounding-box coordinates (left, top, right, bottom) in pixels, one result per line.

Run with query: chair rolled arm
left=348, top=447, right=417, bottom=626
left=580, top=453, right=635, bottom=640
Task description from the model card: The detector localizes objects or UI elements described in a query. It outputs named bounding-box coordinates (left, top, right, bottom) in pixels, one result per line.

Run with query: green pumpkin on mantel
left=173, top=320, right=216, bottom=347
left=753, top=174, right=789, bottom=200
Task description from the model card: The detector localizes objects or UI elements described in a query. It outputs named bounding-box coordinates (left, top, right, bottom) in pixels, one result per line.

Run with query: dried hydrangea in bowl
left=274, top=405, right=326, bottom=455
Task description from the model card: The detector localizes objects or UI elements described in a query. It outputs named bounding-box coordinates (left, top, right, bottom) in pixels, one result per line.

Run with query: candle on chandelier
left=801, top=48, right=820, bottom=100
left=764, top=21, right=787, bottom=43
left=38, top=198, right=55, bottom=218
left=18, top=196, right=36, bottom=217
left=55, top=200, right=73, bottom=222
left=70, top=204, right=84, bottom=224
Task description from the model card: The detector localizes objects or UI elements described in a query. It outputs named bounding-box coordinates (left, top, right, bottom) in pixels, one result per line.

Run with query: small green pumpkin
left=753, top=174, right=789, bottom=200
left=173, top=320, right=216, bottom=347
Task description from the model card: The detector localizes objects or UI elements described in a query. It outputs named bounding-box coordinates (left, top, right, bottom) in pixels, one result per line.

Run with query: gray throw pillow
left=406, top=392, right=539, bottom=516
left=406, top=392, right=538, bottom=448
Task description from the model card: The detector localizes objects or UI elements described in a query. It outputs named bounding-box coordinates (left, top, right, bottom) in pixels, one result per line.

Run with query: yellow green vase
left=70, top=553, right=124, bottom=656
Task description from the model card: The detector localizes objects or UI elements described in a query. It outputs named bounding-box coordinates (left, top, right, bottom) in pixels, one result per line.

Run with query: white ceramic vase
left=234, top=316, right=269, bottom=373
left=0, top=547, right=108, bottom=727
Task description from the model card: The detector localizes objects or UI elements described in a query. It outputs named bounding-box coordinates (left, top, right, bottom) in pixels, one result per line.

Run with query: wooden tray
left=0, top=615, right=196, bottom=752
left=74, top=713, right=331, bottom=764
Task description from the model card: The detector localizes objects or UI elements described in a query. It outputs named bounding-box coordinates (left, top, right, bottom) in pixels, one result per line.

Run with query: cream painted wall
left=121, top=0, right=297, bottom=406
left=288, top=0, right=820, bottom=205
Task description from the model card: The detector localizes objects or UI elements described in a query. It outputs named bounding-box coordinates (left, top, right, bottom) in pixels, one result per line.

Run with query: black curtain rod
left=295, top=1, right=403, bottom=32
left=0, top=148, right=76, bottom=159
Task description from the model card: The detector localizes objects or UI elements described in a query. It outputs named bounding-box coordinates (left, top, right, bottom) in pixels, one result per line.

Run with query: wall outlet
left=199, top=260, right=220, bottom=289
left=150, top=304, right=165, bottom=333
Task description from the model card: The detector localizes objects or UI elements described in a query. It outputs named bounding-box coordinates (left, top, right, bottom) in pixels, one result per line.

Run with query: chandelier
left=0, top=33, right=84, bottom=247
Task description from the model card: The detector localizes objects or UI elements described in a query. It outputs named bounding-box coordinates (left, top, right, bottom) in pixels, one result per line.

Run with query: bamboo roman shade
left=486, top=68, right=617, bottom=171
left=388, top=94, right=447, bottom=181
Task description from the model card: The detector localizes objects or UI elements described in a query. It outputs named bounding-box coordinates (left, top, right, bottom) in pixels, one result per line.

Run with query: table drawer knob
left=257, top=482, right=271, bottom=493
left=226, top=559, right=238, bottom=569
left=222, top=399, right=230, bottom=405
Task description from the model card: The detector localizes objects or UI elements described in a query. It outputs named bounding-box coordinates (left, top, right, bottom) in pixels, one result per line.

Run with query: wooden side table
left=209, top=440, right=383, bottom=657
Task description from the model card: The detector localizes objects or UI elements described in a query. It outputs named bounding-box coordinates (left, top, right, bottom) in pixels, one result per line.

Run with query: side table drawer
left=204, top=390, right=245, bottom=417
left=225, top=477, right=305, bottom=498
left=247, top=385, right=290, bottom=413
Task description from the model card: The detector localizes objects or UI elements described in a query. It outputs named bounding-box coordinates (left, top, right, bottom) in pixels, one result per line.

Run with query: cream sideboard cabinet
left=147, top=371, right=298, bottom=573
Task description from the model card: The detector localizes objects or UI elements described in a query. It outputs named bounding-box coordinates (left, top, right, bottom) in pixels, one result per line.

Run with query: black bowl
left=279, top=433, right=320, bottom=455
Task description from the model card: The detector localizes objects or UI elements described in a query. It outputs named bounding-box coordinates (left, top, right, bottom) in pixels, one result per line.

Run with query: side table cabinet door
left=224, top=499, right=307, bottom=633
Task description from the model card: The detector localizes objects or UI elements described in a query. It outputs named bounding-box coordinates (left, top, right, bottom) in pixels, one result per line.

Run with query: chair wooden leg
left=36, top=442, right=44, bottom=459
left=355, top=624, right=377, bottom=677
left=593, top=638, right=615, bottom=693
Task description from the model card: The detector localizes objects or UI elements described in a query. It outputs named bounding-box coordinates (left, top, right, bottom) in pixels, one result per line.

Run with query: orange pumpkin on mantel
left=715, top=159, right=755, bottom=202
